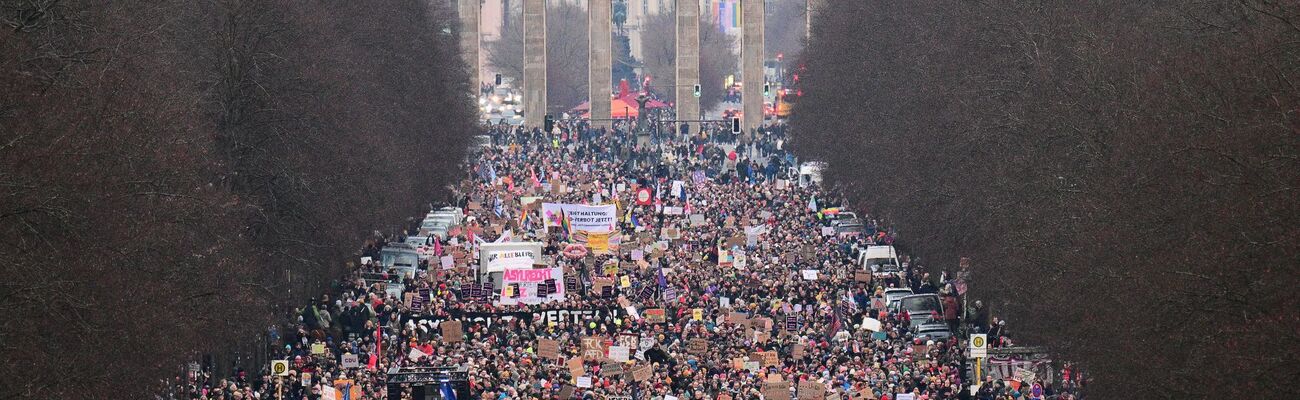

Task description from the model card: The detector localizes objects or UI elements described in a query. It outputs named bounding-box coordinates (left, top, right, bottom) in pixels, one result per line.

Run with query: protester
left=177, top=120, right=1065, bottom=400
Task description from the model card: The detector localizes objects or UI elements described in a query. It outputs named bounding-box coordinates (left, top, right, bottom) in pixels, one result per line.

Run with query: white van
left=859, top=245, right=901, bottom=275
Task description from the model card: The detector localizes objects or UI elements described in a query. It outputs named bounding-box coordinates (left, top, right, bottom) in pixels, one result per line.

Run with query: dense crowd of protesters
left=177, top=120, right=1084, bottom=400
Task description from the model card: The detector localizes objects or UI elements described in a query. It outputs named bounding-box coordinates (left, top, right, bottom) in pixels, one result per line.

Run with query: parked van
left=858, top=245, right=901, bottom=275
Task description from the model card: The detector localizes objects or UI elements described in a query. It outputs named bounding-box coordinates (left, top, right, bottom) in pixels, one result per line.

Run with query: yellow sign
left=271, top=360, right=289, bottom=376
left=587, top=232, right=611, bottom=254
left=620, top=275, right=632, bottom=288
left=693, top=308, right=703, bottom=321
left=310, top=343, right=326, bottom=355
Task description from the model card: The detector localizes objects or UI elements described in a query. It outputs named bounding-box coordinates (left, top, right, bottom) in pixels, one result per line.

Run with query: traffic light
left=494, top=73, right=502, bottom=86
left=730, top=117, right=741, bottom=134
left=763, top=83, right=770, bottom=97
left=692, top=83, right=701, bottom=98
left=543, top=114, right=554, bottom=132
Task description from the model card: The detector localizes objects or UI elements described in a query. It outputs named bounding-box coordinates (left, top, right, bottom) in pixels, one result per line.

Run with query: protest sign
left=601, top=361, right=624, bottom=377
left=581, top=337, right=606, bottom=361
left=567, top=357, right=584, bottom=377
left=688, top=338, right=708, bottom=354
left=762, top=381, right=791, bottom=400
left=576, top=376, right=592, bottom=388
left=440, top=320, right=463, bottom=343
left=644, top=308, right=666, bottom=323
left=798, top=380, right=826, bottom=400
left=537, top=339, right=560, bottom=359
left=586, top=232, right=611, bottom=254
left=608, top=345, right=630, bottom=362
left=863, top=317, right=883, bottom=332
left=632, top=364, right=653, bottom=381
left=855, top=272, right=872, bottom=282
left=541, top=203, right=617, bottom=232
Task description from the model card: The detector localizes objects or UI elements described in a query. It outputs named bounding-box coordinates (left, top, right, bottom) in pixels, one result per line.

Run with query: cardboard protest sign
left=798, top=380, right=826, bottom=400
left=688, top=338, right=708, bottom=355
left=792, top=344, right=807, bottom=359
left=441, top=320, right=463, bottom=343
left=567, top=357, right=585, bottom=377
left=601, top=362, right=624, bottom=377
left=759, top=351, right=780, bottom=367
left=662, top=227, right=681, bottom=239
left=762, top=382, right=791, bottom=400
left=537, top=339, right=561, bottom=359
left=558, top=385, right=575, bottom=399
left=727, top=312, right=748, bottom=325
left=855, top=272, right=872, bottom=282
left=631, top=364, right=653, bottom=381
left=732, top=357, right=746, bottom=370
left=581, top=337, right=606, bottom=361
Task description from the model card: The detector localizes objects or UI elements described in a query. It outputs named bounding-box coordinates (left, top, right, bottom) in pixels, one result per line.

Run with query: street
left=177, top=121, right=1055, bottom=400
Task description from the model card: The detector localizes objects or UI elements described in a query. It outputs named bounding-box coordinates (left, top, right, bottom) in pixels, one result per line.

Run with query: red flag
left=371, top=323, right=382, bottom=371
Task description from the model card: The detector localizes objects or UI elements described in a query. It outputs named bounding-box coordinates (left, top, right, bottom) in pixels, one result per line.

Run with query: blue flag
left=439, top=382, right=458, bottom=400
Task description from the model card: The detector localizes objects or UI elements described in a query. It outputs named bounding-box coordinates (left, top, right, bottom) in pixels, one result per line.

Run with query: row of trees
left=0, top=1, right=477, bottom=398
left=793, top=1, right=1298, bottom=398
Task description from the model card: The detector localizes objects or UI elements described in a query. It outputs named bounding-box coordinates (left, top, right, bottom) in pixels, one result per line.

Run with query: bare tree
left=485, top=2, right=590, bottom=114
left=639, top=13, right=738, bottom=112
left=0, top=0, right=477, bottom=397
left=792, top=1, right=1300, bottom=398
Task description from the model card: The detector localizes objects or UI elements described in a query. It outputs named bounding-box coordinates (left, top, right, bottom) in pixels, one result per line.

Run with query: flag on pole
left=439, top=382, right=459, bottom=400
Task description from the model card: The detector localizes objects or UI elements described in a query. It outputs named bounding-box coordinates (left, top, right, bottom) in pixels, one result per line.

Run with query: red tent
left=571, top=79, right=669, bottom=117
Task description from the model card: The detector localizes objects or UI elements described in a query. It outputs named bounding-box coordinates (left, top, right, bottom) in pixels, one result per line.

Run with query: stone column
left=459, top=0, right=482, bottom=90
left=741, top=0, right=765, bottom=134
left=523, top=0, right=547, bottom=127
left=675, top=0, right=701, bottom=134
left=589, top=0, right=613, bottom=129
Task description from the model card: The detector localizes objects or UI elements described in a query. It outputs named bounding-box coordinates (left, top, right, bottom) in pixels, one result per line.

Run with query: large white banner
left=541, top=203, right=618, bottom=233
left=479, top=242, right=544, bottom=273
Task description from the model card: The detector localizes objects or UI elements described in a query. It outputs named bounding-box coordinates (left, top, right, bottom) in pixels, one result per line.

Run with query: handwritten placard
left=688, top=338, right=708, bottom=354
left=537, top=339, right=560, bottom=359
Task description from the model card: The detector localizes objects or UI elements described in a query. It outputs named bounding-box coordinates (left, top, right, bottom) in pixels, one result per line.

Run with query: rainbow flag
left=560, top=210, right=572, bottom=238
